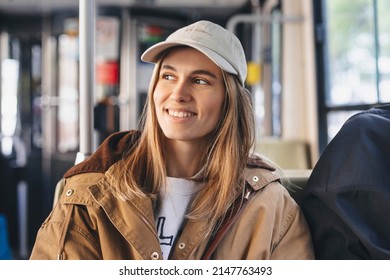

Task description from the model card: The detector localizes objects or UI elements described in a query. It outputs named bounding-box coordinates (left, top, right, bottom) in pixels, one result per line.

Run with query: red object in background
left=96, top=61, right=119, bottom=85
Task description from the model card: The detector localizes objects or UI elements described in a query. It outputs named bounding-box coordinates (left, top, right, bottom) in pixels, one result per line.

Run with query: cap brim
left=141, top=40, right=238, bottom=76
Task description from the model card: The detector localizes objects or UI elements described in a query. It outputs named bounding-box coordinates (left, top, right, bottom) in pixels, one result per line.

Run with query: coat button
left=151, top=252, right=159, bottom=260
left=66, top=189, right=74, bottom=196
left=178, top=242, right=186, bottom=249
left=252, top=176, right=259, bottom=182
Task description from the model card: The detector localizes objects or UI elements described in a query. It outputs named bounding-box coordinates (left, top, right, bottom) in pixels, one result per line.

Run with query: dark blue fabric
left=0, top=214, right=12, bottom=260
left=301, top=105, right=390, bottom=259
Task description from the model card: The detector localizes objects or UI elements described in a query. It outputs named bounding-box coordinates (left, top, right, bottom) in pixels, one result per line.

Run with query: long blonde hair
left=112, top=49, right=255, bottom=233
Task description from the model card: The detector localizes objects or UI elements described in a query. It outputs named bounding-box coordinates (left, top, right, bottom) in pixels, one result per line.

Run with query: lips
left=166, top=109, right=196, bottom=118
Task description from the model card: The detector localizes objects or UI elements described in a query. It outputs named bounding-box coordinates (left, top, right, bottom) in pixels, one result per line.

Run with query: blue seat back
left=0, top=214, right=12, bottom=260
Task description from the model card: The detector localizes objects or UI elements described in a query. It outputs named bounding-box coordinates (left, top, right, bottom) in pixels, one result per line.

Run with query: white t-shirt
left=155, top=177, right=202, bottom=259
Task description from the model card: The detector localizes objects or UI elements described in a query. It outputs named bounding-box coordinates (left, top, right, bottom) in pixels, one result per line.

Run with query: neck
left=164, top=139, right=207, bottom=178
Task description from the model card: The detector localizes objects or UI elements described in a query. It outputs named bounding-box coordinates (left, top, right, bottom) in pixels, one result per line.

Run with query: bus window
left=318, top=0, right=390, bottom=146
left=57, top=32, right=79, bottom=153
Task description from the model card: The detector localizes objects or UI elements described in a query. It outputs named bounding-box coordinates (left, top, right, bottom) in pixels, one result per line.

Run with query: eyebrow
left=161, top=64, right=218, bottom=80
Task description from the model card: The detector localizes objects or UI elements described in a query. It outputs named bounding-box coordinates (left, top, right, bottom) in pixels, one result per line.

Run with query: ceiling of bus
left=0, top=0, right=249, bottom=15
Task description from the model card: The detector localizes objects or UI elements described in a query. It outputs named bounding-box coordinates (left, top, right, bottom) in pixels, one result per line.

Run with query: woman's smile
left=166, top=108, right=197, bottom=119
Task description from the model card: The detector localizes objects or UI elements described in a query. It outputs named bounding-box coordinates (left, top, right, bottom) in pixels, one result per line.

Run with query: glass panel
left=57, top=33, right=79, bottom=153
left=271, top=9, right=282, bottom=137
left=327, top=0, right=377, bottom=106
left=1, top=58, right=19, bottom=156
left=327, top=110, right=361, bottom=142
left=95, top=16, right=120, bottom=101
left=31, top=44, right=43, bottom=149
left=95, top=16, right=120, bottom=143
left=378, top=0, right=390, bottom=102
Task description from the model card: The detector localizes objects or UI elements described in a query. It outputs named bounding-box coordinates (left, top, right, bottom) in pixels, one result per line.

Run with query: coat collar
left=63, top=131, right=140, bottom=178
left=244, top=154, right=281, bottom=191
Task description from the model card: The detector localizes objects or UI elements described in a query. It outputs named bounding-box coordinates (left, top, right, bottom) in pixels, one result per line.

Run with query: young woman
left=30, top=20, right=314, bottom=260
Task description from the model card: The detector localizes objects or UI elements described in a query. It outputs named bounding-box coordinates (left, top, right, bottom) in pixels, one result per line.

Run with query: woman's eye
left=162, top=74, right=174, bottom=80
left=194, top=79, right=208, bottom=85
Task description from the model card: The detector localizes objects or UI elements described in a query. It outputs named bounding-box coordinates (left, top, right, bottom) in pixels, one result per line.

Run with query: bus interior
left=0, top=0, right=389, bottom=259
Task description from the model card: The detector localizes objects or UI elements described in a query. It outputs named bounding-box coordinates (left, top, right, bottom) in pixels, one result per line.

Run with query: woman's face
left=153, top=47, right=225, bottom=145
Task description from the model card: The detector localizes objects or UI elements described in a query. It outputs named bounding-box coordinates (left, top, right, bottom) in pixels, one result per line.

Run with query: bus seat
left=255, top=138, right=312, bottom=170
left=52, top=178, right=65, bottom=209
left=0, top=214, right=12, bottom=259
left=283, top=169, right=312, bottom=205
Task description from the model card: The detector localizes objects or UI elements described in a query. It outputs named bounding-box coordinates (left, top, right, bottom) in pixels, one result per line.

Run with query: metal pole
left=41, top=16, right=57, bottom=219
left=76, top=0, right=96, bottom=164
left=373, top=0, right=381, bottom=102
left=226, top=13, right=303, bottom=33
left=0, top=31, right=9, bottom=135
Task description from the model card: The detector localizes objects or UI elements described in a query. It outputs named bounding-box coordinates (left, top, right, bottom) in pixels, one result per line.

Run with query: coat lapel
left=88, top=179, right=162, bottom=259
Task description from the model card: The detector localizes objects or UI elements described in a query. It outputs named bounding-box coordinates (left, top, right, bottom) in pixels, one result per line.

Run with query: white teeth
left=167, top=110, right=195, bottom=118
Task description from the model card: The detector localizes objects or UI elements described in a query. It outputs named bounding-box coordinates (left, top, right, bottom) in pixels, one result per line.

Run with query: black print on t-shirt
left=156, top=216, right=174, bottom=246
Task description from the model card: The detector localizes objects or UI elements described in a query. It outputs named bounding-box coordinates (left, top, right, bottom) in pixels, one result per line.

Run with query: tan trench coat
left=29, top=131, right=314, bottom=260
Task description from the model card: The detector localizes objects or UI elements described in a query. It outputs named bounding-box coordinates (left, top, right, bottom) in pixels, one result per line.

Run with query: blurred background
left=0, top=0, right=389, bottom=259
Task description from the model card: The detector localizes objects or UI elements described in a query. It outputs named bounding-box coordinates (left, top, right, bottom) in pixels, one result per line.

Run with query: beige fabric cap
left=141, top=20, right=247, bottom=86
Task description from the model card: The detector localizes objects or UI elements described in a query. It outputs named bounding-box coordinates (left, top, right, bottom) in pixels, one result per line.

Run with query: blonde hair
left=111, top=49, right=255, bottom=235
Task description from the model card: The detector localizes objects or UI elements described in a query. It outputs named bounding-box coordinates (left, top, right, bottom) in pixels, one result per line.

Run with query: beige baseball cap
left=141, top=20, right=247, bottom=86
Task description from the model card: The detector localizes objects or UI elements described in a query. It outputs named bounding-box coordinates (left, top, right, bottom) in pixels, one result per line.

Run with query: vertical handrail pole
left=76, top=0, right=96, bottom=164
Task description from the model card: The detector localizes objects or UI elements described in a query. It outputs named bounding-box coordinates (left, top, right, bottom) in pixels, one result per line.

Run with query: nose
left=170, top=81, right=191, bottom=102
